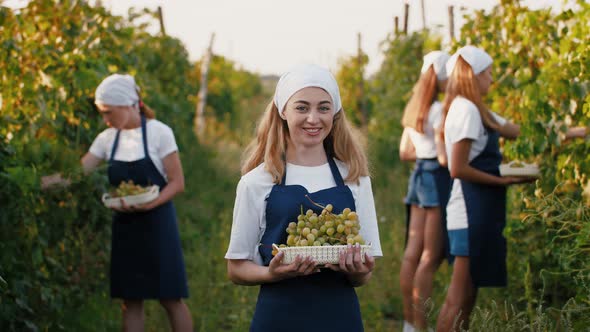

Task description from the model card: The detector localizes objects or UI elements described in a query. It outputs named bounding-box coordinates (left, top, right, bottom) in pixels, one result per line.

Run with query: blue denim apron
left=250, top=158, right=364, bottom=332
left=459, top=128, right=507, bottom=287
left=108, top=115, right=189, bottom=299
left=404, top=159, right=452, bottom=262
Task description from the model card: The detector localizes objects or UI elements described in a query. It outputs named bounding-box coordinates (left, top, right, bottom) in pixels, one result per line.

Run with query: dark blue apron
left=251, top=158, right=364, bottom=332
left=108, top=115, right=189, bottom=299
left=404, top=159, right=452, bottom=263
left=459, top=128, right=507, bottom=287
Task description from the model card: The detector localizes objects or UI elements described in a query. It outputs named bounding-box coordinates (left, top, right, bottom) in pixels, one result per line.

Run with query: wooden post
left=195, top=33, right=215, bottom=138
left=448, top=5, right=455, bottom=41
left=403, top=3, right=409, bottom=34
left=357, top=32, right=367, bottom=128
left=394, top=16, right=399, bottom=36
left=420, top=0, right=426, bottom=30
left=157, top=6, right=166, bottom=36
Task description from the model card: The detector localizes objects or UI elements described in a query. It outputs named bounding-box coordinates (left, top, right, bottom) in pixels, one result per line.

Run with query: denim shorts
left=448, top=228, right=469, bottom=256
left=404, top=159, right=440, bottom=208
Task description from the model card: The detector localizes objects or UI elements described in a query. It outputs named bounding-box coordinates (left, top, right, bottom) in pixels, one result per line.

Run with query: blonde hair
left=401, top=66, right=440, bottom=133
left=241, top=101, right=369, bottom=184
left=441, top=56, right=499, bottom=138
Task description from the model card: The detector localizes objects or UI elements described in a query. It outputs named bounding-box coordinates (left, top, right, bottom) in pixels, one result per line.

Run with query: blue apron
left=459, top=128, right=507, bottom=287
left=108, top=115, right=189, bottom=299
left=251, top=158, right=364, bottom=332
left=404, top=159, right=452, bottom=263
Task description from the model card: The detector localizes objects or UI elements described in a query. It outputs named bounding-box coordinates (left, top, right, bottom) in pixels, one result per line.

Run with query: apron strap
left=109, top=130, right=122, bottom=161
left=140, top=114, right=149, bottom=157
left=327, top=157, right=345, bottom=187
left=280, top=161, right=287, bottom=186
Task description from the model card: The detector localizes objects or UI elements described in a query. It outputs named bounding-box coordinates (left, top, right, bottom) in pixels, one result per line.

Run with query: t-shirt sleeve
left=154, top=122, right=179, bottom=159
left=88, top=130, right=110, bottom=160
left=225, top=178, right=264, bottom=261
left=356, top=176, right=383, bottom=257
left=446, top=100, right=482, bottom=144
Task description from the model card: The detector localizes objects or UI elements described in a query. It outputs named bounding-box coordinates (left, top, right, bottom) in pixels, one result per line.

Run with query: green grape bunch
left=275, top=197, right=365, bottom=252
left=109, top=180, right=150, bottom=198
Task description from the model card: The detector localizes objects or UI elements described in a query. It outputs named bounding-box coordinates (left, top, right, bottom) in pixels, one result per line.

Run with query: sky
left=5, top=0, right=566, bottom=76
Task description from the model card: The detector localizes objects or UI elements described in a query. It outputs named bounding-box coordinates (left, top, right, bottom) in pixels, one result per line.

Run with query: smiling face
left=282, top=87, right=335, bottom=150
left=476, top=66, right=493, bottom=96
left=96, top=104, right=135, bottom=129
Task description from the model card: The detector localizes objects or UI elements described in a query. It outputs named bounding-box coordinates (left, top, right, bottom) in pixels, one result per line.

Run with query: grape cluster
left=109, top=180, right=149, bottom=197
left=278, top=203, right=365, bottom=249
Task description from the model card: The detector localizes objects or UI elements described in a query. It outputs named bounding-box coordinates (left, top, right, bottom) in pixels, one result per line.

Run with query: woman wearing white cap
left=398, top=51, right=452, bottom=332
left=42, top=74, right=193, bottom=331
left=225, top=64, right=382, bottom=331
left=436, top=46, right=532, bottom=332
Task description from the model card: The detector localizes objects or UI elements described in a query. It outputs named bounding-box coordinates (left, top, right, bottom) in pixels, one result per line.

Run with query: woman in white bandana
left=43, top=74, right=193, bottom=331
left=436, top=46, right=533, bottom=332
left=225, top=64, right=382, bottom=331
left=398, top=51, right=451, bottom=332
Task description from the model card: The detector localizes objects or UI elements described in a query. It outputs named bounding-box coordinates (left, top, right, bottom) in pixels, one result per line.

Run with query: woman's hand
left=565, top=126, right=587, bottom=140
left=41, top=173, right=71, bottom=190
left=325, top=244, right=375, bottom=286
left=501, top=176, right=537, bottom=186
left=399, top=128, right=417, bottom=162
left=267, top=252, right=319, bottom=282
left=111, top=198, right=157, bottom=213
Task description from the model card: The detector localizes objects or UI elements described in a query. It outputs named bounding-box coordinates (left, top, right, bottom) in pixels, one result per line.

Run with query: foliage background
left=1, top=0, right=589, bottom=331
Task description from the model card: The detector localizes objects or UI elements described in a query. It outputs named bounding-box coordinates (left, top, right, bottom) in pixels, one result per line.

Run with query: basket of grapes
left=102, top=180, right=159, bottom=209
left=499, top=160, right=540, bottom=178
left=272, top=199, right=371, bottom=265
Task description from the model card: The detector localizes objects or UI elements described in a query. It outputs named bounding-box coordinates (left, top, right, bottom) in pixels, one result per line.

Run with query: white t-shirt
left=89, top=119, right=178, bottom=180
left=444, top=96, right=507, bottom=230
left=405, top=101, right=443, bottom=159
left=225, top=160, right=383, bottom=265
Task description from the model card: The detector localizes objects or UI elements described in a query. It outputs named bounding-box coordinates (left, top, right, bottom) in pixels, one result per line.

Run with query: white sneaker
left=402, top=321, right=416, bottom=332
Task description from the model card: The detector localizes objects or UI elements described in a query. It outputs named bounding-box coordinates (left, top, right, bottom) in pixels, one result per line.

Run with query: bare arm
left=496, top=121, right=520, bottom=140
left=434, top=128, right=447, bottom=167
left=41, top=153, right=103, bottom=189
left=227, top=253, right=317, bottom=286
left=450, top=139, right=526, bottom=186
left=81, top=152, right=103, bottom=174
left=399, top=128, right=416, bottom=162
left=133, top=151, right=184, bottom=211
left=227, top=259, right=277, bottom=286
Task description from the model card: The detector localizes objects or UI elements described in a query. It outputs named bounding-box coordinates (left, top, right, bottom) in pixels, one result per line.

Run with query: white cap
left=421, top=51, right=451, bottom=81
left=273, top=63, right=342, bottom=115
left=94, top=74, right=139, bottom=106
left=446, top=45, right=493, bottom=76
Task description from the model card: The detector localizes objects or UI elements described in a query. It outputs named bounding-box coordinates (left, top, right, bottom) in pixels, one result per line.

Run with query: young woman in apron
left=436, top=46, right=533, bottom=332
left=43, top=74, right=193, bottom=331
left=225, top=64, right=382, bottom=332
left=398, top=51, right=452, bottom=332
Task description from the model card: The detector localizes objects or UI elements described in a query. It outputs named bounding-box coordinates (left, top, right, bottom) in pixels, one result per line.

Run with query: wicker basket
left=499, top=161, right=540, bottom=178
left=102, top=185, right=160, bottom=208
left=273, top=243, right=372, bottom=265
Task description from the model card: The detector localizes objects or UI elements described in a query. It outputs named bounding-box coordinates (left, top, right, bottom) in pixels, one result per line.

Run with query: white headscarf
left=94, top=74, right=140, bottom=106
left=446, top=45, right=493, bottom=76
left=421, top=51, right=451, bottom=81
left=273, top=64, right=342, bottom=116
